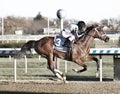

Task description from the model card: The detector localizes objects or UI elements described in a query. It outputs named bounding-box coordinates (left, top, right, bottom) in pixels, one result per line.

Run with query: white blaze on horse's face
left=94, top=26, right=109, bottom=42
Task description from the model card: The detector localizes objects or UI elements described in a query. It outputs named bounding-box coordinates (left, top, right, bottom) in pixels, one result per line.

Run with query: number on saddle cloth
left=54, top=35, right=67, bottom=52
left=54, top=35, right=65, bottom=47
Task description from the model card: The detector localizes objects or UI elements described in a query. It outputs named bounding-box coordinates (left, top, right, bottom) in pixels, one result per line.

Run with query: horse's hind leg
left=47, top=54, right=64, bottom=81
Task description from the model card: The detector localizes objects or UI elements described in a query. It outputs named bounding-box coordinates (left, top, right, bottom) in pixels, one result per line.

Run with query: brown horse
left=17, top=25, right=109, bottom=81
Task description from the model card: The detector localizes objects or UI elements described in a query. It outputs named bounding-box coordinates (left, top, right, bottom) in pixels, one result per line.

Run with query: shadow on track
left=66, top=75, right=113, bottom=81
left=0, top=91, right=64, bottom=94
left=38, top=75, right=113, bottom=81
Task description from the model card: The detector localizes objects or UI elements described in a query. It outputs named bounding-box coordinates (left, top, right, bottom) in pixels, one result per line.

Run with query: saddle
left=54, top=35, right=71, bottom=60
left=54, top=35, right=67, bottom=52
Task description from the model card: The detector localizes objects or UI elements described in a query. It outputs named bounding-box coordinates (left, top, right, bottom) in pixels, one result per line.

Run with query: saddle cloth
left=54, top=35, right=67, bottom=52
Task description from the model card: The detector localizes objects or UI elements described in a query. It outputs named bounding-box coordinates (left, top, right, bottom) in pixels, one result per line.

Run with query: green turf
left=0, top=56, right=114, bottom=80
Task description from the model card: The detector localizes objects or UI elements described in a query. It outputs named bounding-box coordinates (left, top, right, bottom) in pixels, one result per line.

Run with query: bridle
left=88, top=27, right=106, bottom=40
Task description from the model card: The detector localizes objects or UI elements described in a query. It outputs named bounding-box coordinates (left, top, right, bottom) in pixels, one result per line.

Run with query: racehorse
left=17, top=24, right=109, bottom=81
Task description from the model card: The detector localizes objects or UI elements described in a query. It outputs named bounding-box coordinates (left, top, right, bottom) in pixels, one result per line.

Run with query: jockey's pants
left=61, top=30, right=75, bottom=41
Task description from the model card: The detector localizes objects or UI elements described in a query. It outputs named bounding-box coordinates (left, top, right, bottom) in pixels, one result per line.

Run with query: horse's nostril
left=105, top=36, right=109, bottom=42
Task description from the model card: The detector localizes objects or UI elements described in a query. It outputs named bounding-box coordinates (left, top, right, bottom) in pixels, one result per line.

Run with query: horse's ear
left=100, top=25, right=104, bottom=28
left=85, top=25, right=94, bottom=32
left=92, top=24, right=98, bottom=28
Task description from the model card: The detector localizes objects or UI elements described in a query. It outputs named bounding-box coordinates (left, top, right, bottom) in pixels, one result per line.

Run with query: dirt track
left=0, top=80, right=120, bottom=94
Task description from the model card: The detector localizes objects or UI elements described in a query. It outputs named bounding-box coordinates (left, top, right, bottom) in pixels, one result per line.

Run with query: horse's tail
left=16, top=40, right=36, bottom=59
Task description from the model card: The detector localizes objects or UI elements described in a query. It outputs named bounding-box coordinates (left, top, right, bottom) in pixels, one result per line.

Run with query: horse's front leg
left=72, top=59, right=87, bottom=73
left=91, top=56, right=100, bottom=77
left=73, top=64, right=87, bottom=73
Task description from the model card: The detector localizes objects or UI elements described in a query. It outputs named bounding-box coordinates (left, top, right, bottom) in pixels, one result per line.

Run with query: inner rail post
left=99, top=55, right=102, bottom=82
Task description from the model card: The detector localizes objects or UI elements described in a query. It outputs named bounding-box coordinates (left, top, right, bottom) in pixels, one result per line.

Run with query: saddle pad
left=54, top=35, right=67, bottom=52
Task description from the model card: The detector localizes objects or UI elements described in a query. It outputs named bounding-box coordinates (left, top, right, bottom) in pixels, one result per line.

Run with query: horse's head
left=87, top=25, right=109, bottom=42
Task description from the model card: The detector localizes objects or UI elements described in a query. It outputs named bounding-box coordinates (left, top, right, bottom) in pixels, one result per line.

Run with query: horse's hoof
left=64, top=80, right=68, bottom=84
left=63, top=76, right=68, bottom=84
left=96, top=72, right=100, bottom=77
left=63, top=75, right=66, bottom=80
left=72, top=69, right=79, bottom=72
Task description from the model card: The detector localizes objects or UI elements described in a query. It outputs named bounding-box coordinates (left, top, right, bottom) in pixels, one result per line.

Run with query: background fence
left=0, top=35, right=54, bottom=43
left=0, top=34, right=119, bottom=42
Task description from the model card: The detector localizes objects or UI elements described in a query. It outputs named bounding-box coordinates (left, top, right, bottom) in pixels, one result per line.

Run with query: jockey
left=76, top=21, right=86, bottom=38
left=61, top=21, right=86, bottom=48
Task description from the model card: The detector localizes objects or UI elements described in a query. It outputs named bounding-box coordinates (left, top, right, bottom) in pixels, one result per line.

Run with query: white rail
left=0, top=34, right=119, bottom=42
left=0, top=48, right=120, bottom=82
left=0, top=35, right=55, bottom=42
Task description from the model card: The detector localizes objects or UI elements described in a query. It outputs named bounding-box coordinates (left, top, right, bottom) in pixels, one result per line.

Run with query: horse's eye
left=97, top=28, right=101, bottom=31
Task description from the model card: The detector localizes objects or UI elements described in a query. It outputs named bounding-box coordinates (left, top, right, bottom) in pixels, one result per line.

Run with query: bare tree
left=4, top=16, right=30, bottom=34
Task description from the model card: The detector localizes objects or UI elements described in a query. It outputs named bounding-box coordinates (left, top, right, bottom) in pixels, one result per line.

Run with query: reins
left=74, top=26, right=105, bottom=44
left=86, top=27, right=106, bottom=39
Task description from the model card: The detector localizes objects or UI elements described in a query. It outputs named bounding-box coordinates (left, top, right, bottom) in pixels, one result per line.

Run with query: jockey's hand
left=71, top=30, right=76, bottom=35
left=72, top=39, right=75, bottom=43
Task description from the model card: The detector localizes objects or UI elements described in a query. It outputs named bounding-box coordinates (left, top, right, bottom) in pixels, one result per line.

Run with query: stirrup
left=64, top=39, right=71, bottom=48
left=66, top=47, right=71, bottom=60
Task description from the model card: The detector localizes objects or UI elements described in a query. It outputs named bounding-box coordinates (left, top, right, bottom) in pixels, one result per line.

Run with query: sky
left=1, top=0, right=120, bottom=22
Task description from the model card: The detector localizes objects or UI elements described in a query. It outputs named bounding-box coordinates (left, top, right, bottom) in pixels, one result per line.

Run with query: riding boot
left=67, top=41, right=72, bottom=57
left=64, top=39, right=72, bottom=60
left=63, top=38, right=71, bottom=48
left=67, top=41, right=71, bottom=49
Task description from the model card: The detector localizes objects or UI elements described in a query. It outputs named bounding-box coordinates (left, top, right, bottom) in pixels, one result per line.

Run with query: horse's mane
left=75, top=24, right=98, bottom=43
left=85, top=25, right=95, bottom=34
left=79, top=25, right=95, bottom=39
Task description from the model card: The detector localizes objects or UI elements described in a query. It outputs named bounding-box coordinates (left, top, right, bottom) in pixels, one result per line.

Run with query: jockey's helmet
left=77, top=21, right=86, bottom=31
